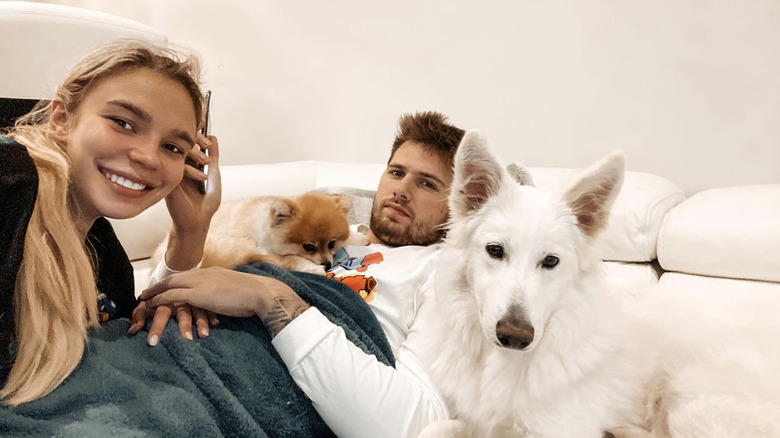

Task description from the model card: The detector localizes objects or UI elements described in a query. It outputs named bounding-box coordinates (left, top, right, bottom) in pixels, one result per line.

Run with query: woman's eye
left=389, top=170, right=403, bottom=178
left=111, top=118, right=133, bottom=131
left=302, top=243, right=317, bottom=253
left=485, top=243, right=504, bottom=259
left=541, top=255, right=559, bottom=269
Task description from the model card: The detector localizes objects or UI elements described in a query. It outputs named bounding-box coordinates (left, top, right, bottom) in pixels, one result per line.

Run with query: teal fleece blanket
left=0, top=263, right=395, bottom=437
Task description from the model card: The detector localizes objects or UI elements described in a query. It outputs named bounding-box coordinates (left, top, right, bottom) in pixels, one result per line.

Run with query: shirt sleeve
left=147, top=258, right=202, bottom=288
left=272, top=306, right=450, bottom=438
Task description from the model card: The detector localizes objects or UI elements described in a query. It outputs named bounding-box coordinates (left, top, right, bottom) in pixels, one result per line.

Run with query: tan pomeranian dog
left=154, top=192, right=367, bottom=275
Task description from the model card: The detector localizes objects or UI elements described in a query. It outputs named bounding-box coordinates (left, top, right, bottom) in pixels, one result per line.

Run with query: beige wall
left=33, top=0, right=780, bottom=193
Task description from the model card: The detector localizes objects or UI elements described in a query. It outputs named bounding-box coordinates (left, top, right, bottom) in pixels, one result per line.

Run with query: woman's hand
left=139, top=267, right=310, bottom=338
left=127, top=301, right=219, bottom=346
left=163, top=133, right=222, bottom=270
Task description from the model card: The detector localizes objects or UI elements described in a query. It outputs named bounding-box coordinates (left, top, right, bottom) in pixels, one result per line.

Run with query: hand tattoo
left=262, top=295, right=309, bottom=338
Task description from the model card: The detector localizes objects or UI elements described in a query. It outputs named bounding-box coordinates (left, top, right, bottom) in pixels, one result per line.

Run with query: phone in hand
left=186, top=90, right=211, bottom=193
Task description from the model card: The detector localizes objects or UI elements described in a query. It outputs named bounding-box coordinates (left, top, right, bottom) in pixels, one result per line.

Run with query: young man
left=143, top=111, right=466, bottom=438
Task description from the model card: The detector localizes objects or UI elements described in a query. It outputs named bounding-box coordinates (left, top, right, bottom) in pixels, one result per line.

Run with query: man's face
left=368, top=141, right=453, bottom=246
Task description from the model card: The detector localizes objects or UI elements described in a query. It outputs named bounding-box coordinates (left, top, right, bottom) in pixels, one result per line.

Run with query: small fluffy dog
left=418, top=131, right=780, bottom=438
left=155, top=192, right=365, bottom=274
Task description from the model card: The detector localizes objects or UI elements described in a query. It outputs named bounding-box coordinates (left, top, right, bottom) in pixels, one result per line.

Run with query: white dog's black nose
left=321, top=261, right=332, bottom=270
left=496, top=314, right=534, bottom=350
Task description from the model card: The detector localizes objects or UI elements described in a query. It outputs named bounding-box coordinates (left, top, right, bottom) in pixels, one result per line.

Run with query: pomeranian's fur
left=418, top=131, right=780, bottom=438
left=155, top=192, right=366, bottom=274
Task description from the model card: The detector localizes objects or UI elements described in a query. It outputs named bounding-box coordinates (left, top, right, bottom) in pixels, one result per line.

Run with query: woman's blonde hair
left=1, top=39, right=205, bottom=405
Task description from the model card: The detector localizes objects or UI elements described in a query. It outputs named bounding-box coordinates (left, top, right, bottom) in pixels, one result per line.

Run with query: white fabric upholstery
left=659, top=272, right=780, bottom=295
left=528, top=167, right=685, bottom=262
left=658, top=185, right=780, bottom=283
left=0, top=1, right=165, bottom=99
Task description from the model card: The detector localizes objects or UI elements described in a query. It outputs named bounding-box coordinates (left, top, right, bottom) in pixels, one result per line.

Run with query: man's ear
left=49, top=99, right=69, bottom=136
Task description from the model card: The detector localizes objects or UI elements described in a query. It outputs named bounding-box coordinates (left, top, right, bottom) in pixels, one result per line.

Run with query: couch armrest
left=658, top=184, right=780, bottom=283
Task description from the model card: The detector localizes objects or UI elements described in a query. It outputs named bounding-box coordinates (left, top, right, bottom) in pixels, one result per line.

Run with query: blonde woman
left=0, top=40, right=221, bottom=405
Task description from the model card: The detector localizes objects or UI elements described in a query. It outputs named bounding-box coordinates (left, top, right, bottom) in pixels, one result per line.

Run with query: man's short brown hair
left=390, top=111, right=465, bottom=171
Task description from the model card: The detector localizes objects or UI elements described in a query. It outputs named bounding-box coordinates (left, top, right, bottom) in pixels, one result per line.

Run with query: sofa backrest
left=110, top=161, right=685, bottom=266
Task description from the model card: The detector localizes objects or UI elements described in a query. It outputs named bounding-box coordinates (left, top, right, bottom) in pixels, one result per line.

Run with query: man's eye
left=389, top=170, right=403, bottom=178
left=421, top=180, right=438, bottom=190
left=302, top=243, right=317, bottom=253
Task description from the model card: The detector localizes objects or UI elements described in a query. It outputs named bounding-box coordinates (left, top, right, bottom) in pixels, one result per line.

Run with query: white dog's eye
left=541, top=255, right=559, bottom=269
left=303, top=243, right=317, bottom=253
left=485, top=243, right=504, bottom=259
left=328, top=240, right=335, bottom=250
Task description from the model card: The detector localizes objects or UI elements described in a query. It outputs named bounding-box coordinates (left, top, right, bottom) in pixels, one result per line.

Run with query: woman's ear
left=49, top=99, right=69, bottom=135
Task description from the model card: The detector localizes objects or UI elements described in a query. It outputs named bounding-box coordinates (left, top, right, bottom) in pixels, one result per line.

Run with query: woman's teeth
left=104, top=172, right=146, bottom=191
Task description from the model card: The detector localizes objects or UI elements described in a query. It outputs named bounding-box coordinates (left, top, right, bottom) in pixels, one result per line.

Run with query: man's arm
left=259, top=293, right=309, bottom=338
left=272, top=307, right=449, bottom=438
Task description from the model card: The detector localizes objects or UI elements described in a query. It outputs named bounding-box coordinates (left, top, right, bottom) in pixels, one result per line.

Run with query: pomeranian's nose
left=321, top=261, right=332, bottom=270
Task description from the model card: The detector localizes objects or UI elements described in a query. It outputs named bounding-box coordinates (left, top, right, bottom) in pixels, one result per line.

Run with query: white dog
left=418, top=130, right=780, bottom=438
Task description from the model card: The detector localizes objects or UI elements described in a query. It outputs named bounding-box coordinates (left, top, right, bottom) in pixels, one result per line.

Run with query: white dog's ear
left=271, top=199, right=296, bottom=226
left=450, top=130, right=506, bottom=218
left=507, top=162, right=535, bottom=187
left=563, top=151, right=625, bottom=237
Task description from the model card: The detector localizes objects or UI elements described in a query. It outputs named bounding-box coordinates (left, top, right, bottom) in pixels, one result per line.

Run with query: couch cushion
left=528, top=167, right=685, bottom=262
left=657, top=184, right=780, bottom=283
left=659, top=272, right=780, bottom=296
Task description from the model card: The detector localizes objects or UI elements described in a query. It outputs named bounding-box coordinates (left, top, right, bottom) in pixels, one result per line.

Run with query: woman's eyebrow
left=107, top=100, right=151, bottom=122
left=107, top=100, right=195, bottom=146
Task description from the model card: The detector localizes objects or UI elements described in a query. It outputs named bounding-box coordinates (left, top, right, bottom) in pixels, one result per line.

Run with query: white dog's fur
left=418, top=130, right=780, bottom=438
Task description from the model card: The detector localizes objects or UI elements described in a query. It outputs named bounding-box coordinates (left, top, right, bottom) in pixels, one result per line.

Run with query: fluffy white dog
left=418, top=130, right=780, bottom=438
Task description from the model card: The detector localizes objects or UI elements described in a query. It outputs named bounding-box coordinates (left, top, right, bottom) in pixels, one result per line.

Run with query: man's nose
left=394, top=176, right=412, bottom=201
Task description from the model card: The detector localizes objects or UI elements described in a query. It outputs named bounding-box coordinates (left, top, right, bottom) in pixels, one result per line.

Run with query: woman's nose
left=127, top=139, right=161, bottom=169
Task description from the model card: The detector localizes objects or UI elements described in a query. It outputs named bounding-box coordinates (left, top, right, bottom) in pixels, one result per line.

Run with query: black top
left=0, top=135, right=136, bottom=381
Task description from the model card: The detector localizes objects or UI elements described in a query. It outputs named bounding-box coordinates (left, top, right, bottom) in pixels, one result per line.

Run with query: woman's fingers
left=147, top=304, right=173, bottom=346
left=127, top=300, right=150, bottom=335
left=175, top=303, right=194, bottom=340
left=192, top=306, right=210, bottom=338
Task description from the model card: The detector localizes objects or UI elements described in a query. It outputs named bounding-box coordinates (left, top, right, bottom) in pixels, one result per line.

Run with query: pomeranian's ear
left=507, top=162, right=535, bottom=187
left=271, top=198, right=297, bottom=226
left=329, top=194, right=353, bottom=215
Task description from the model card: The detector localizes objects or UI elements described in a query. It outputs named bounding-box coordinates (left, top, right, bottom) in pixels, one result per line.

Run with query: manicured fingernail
left=200, top=327, right=209, bottom=337
left=148, top=335, right=159, bottom=346
left=185, top=331, right=193, bottom=341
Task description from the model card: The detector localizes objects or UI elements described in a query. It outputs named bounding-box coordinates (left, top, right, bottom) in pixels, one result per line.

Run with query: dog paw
left=345, top=228, right=370, bottom=246
left=292, top=259, right=326, bottom=275
left=418, top=420, right=469, bottom=438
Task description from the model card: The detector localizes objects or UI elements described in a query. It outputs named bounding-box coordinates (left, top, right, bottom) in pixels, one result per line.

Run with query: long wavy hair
left=1, top=39, right=205, bottom=405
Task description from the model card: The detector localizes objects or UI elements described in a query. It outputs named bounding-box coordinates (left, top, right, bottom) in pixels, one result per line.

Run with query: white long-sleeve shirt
left=272, top=243, right=450, bottom=438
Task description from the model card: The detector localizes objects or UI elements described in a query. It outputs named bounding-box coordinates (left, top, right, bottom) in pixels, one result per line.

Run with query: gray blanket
left=0, top=263, right=395, bottom=437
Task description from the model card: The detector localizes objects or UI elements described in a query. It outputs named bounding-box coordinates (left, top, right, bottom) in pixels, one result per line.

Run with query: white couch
left=2, top=2, right=778, bottom=299
left=110, top=160, right=780, bottom=298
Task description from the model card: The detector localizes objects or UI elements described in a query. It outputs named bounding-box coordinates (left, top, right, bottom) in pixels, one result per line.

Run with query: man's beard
left=368, top=201, right=446, bottom=247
